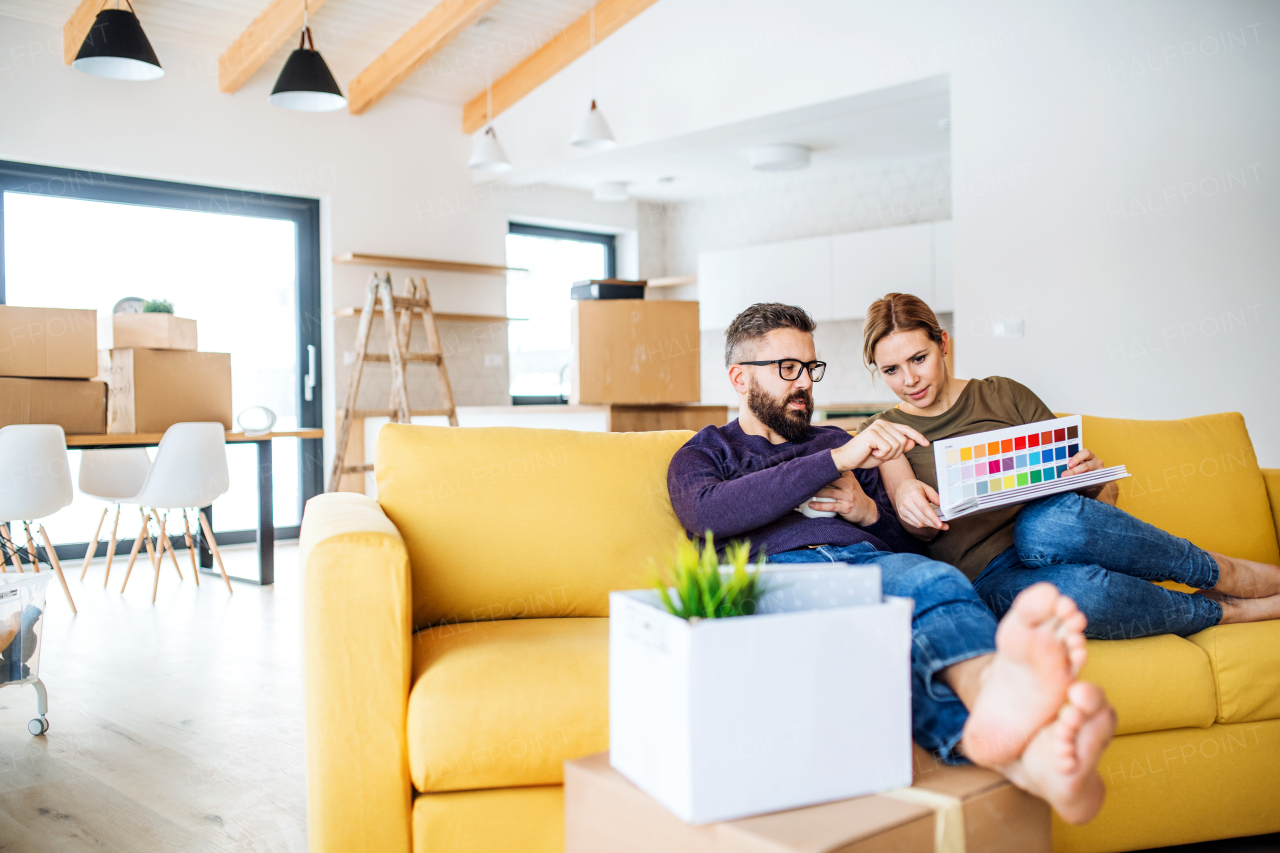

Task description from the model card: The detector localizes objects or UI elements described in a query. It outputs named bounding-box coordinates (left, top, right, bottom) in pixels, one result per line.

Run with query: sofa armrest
left=300, top=492, right=414, bottom=853
left=1264, top=468, right=1280, bottom=554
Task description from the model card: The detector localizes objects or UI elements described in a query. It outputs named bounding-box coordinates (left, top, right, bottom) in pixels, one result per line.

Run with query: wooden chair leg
left=103, top=505, right=121, bottom=588
left=22, top=522, right=40, bottom=572
left=37, top=525, right=76, bottom=615
left=153, top=510, right=183, bottom=580
left=121, top=510, right=149, bottom=593
left=197, top=510, right=232, bottom=595
left=80, top=506, right=109, bottom=581
left=181, top=509, right=200, bottom=587
left=1, top=522, right=19, bottom=573
left=144, top=518, right=161, bottom=604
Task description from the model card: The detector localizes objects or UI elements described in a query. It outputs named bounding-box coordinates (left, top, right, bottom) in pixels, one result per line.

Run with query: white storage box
left=0, top=572, right=49, bottom=687
left=609, top=564, right=913, bottom=824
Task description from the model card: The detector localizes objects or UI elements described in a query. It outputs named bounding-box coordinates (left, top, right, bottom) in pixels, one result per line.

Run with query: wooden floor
left=0, top=543, right=306, bottom=853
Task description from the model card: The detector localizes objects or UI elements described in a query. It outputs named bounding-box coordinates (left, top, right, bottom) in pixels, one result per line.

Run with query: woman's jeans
left=973, top=492, right=1224, bottom=639
left=769, top=543, right=995, bottom=763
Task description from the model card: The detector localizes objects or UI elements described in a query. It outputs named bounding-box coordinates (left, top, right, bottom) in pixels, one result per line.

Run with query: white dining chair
left=118, top=423, right=233, bottom=602
left=77, top=448, right=151, bottom=588
left=0, top=425, right=77, bottom=614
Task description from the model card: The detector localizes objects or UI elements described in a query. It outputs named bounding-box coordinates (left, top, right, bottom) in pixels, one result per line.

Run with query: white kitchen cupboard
left=742, top=235, right=833, bottom=321
left=696, top=248, right=745, bottom=330
left=932, top=219, right=953, bottom=312
left=831, top=221, right=934, bottom=319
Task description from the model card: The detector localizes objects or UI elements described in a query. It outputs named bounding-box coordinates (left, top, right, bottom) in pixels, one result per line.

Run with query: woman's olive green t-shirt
left=860, top=376, right=1054, bottom=581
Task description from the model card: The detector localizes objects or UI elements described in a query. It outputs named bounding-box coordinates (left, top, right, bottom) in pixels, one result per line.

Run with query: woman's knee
left=1014, top=494, right=1090, bottom=562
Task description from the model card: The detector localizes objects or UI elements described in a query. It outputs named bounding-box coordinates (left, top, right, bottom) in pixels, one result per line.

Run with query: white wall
left=493, top=0, right=1280, bottom=464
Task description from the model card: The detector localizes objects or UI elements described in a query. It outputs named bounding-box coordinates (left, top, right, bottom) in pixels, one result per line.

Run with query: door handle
left=305, top=344, right=316, bottom=402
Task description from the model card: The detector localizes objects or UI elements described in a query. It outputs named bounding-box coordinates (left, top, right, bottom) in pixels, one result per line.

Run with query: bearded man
left=665, top=302, right=1116, bottom=826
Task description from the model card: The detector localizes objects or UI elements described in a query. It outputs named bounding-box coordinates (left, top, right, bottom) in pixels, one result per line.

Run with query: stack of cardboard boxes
left=0, top=306, right=107, bottom=433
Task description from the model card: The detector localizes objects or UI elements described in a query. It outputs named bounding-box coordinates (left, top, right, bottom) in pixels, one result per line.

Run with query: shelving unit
left=334, top=307, right=525, bottom=323
left=333, top=252, right=525, bottom=276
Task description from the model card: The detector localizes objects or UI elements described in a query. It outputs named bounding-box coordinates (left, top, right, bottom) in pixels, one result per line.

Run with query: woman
left=860, top=292, right=1280, bottom=639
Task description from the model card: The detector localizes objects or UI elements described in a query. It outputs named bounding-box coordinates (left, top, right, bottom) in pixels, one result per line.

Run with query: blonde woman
left=860, top=293, right=1280, bottom=638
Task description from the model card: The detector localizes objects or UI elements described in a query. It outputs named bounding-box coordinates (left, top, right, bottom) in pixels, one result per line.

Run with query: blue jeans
left=769, top=543, right=995, bottom=763
left=972, top=492, right=1223, bottom=640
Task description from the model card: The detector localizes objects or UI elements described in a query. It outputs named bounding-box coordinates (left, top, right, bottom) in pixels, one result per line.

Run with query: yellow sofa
left=299, top=412, right=1280, bottom=853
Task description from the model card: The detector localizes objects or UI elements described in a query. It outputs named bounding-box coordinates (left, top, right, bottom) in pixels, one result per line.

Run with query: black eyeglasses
left=737, top=359, right=826, bottom=382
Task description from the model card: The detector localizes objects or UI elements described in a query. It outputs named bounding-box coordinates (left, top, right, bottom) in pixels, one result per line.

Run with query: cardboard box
left=112, top=313, right=198, bottom=351
left=571, top=300, right=700, bottom=404
left=100, top=348, right=232, bottom=434
left=566, top=748, right=1051, bottom=853
left=609, top=565, right=912, bottom=824
left=0, top=306, right=97, bottom=379
left=0, top=378, right=106, bottom=434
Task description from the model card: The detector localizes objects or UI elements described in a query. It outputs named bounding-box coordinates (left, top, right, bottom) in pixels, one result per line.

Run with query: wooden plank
left=218, top=0, right=330, bottom=94
left=351, top=408, right=453, bottom=418
left=335, top=307, right=525, bottom=323
left=334, top=252, right=523, bottom=275
left=647, top=275, right=697, bottom=288
left=606, top=405, right=728, bottom=433
left=62, top=0, right=103, bottom=65
left=461, top=0, right=663, bottom=133
left=347, top=0, right=503, bottom=115
left=65, top=429, right=323, bottom=447
left=363, top=352, right=441, bottom=364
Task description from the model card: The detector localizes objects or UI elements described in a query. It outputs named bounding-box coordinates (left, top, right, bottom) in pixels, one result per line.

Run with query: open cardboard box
left=111, top=313, right=197, bottom=351
left=608, top=564, right=912, bottom=824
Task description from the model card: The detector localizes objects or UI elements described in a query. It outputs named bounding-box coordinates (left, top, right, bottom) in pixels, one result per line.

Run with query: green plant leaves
left=649, top=532, right=768, bottom=620
left=142, top=298, right=174, bottom=313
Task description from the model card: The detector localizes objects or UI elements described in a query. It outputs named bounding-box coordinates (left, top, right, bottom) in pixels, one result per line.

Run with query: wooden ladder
left=327, top=271, right=458, bottom=491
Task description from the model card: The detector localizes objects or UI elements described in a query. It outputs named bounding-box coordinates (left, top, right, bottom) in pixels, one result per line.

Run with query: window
left=506, top=223, right=615, bottom=401
left=0, top=161, right=322, bottom=550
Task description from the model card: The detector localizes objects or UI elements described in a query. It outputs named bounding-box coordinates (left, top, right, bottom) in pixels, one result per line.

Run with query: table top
left=65, top=429, right=323, bottom=447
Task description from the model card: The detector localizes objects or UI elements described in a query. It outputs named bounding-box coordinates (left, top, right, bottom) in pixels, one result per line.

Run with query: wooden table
left=65, top=429, right=323, bottom=586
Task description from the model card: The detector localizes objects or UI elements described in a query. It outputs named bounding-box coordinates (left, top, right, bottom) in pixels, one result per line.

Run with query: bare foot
left=1001, top=682, right=1116, bottom=825
left=1209, top=552, right=1280, bottom=598
left=1196, top=588, right=1280, bottom=624
left=959, top=583, right=1088, bottom=767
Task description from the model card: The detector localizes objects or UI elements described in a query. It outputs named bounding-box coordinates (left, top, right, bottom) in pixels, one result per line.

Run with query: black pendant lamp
left=73, top=0, right=163, bottom=81
left=270, top=2, right=346, bottom=112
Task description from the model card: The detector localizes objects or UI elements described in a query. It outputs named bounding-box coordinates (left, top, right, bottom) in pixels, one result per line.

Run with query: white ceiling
left=506, top=75, right=951, bottom=201
left=0, top=0, right=587, bottom=106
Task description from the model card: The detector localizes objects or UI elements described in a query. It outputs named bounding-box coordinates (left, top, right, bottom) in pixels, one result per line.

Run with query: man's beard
left=747, top=377, right=813, bottom=443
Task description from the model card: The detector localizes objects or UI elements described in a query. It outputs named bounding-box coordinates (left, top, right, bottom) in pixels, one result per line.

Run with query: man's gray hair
left=724, top=303, right=816, bottom=367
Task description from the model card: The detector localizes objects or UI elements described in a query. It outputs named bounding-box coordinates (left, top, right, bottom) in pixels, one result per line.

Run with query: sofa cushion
left=1187, top=621, right=1280, bottom=724
left=1081, top=412, right=1279, bottom=564
left=1078, top=635, right=1216, bottom=735
left=377, top=424, right=691, bottom=628
left=408, top=617, right=608, bottom=793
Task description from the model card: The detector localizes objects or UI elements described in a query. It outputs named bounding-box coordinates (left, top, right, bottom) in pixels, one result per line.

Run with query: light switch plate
left=993, top=319, right=1024, bottom=338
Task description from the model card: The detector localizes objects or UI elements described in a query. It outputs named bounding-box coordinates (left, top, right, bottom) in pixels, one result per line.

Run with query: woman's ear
left=939, top=330, right=950, bottom=358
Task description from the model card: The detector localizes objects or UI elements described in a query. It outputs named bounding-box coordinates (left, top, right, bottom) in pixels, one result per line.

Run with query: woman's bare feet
left=1196, top=587, right=1280, bottom=624
left=957, top=583, right=1088, bottom=767
left=1000, top=682, right=1116, bottom=825
left=1209, top=552, right=1280, bottom=598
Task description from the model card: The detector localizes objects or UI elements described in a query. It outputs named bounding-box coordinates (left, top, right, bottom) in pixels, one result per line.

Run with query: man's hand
left=894, top=479, right=949, bottom=532
left=832, top=421, right=929, bottom=472
left=811, top=470, right=879, bottom=526
left=1063, top=447, right=1107, bottom=498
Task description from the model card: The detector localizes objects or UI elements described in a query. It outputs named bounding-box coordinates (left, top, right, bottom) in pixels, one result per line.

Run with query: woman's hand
left=1063, top=447, right=1106, bottom=498
left=832, top=421, right=929, bottom=471
left=813, top=471, right=879, bottom=526
left=894, top=479, right=949, bottom=532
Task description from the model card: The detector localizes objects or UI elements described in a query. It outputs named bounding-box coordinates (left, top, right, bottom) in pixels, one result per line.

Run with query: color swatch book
left=932, top=415, right=1129, bottom=521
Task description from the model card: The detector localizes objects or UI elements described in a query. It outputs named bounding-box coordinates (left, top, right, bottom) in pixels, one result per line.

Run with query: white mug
left=795, top=496, right=837, bottom=518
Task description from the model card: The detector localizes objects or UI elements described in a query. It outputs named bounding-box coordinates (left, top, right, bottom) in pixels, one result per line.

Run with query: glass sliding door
left=0, top=161, right=322, bottom=555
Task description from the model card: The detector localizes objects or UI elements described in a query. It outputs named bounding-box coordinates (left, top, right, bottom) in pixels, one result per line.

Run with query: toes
left=1053, top=594, right=1080, bottom=624
left=1067, top=682, right=1108, bottom=717
left=1009, top=582, right=1062, bottom=625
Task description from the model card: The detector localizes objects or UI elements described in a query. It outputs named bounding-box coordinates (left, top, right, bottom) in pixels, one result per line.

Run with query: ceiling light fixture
left=469, top=18, right=512, bottom=172
left=593, top=181, right=628, bottom=202
left=269, top=0, right=346, bottom=112
left=72, top=0, right=163, bottom=81
left=569, top=1, right=615, bottom=149
left=747, top=143, right=811, bottom=171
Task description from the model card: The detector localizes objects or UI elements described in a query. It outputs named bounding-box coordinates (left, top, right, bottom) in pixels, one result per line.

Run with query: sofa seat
left=409, top=617, right=609, bottom=793
left=1188, top=620, right=1280, bottom=724
left=1077, top=634, right=1216, bottom=735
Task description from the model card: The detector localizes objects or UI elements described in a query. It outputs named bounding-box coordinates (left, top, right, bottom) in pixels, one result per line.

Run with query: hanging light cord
left=485, top=22, right=494, bottom=128
left=299, top=0, right=314, bottom=51
left=588, top=0, right=596, bottom=106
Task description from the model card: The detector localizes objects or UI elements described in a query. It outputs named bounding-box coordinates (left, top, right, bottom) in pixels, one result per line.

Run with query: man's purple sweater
left=666, top=420, right=919, bottom=557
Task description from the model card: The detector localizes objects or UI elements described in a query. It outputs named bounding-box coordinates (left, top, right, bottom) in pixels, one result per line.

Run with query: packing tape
left=881, top=786, right=966, bottom=853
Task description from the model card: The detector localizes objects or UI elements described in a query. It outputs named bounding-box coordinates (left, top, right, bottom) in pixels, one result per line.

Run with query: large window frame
left=0, top=160, right=323, bottom=547
left=508, top=222, right=617, bottom=278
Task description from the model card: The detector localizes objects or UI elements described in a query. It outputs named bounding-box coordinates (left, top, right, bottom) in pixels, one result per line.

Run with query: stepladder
left=328, top=272, right=458, bottom=491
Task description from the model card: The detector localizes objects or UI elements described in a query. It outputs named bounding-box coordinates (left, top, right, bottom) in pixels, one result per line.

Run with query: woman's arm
left=880, top=456, right=949, bottom=541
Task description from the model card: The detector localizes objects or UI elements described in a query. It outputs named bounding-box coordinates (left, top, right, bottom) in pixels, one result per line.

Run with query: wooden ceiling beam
left=62, top=0, right=103, bottom=64
left=347, top=0, right=503, bottom=116
left=461, top=0, right=661, bottom=134
left=218, top=0, right=330, bottom=95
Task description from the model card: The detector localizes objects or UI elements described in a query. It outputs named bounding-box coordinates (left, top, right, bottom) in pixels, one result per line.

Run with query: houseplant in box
left=113, top=299, right=197, bottom=351
left=142, top=298, right=174, bottom=314
left=609, top=533, right=913, bottom=824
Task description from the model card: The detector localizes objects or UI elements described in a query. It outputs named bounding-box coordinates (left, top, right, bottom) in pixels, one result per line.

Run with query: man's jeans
left=973, top=492, right=1223, bottom=639
left=769, top=543, right=994, bottom=763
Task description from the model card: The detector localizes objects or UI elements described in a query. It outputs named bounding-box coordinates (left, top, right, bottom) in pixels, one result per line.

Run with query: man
left=667, top=303, right=1117, bottom=825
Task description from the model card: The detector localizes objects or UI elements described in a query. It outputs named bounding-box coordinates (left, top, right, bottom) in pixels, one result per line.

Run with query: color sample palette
left=932, top=416, right=1129, bottom=521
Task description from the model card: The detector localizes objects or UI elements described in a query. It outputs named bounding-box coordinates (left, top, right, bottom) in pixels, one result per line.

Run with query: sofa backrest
left=376, top=424, right=694, bottom=630
left=1081, top=411, right=1279, bottom=564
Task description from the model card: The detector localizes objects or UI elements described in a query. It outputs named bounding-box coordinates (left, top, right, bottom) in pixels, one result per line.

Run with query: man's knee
left=880, top=555, right=976, bottom=600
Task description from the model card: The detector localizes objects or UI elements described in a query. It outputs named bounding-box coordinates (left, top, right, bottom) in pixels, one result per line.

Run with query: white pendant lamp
left=269, top=0, right=346, bottom=112
left=72, top=0, right=163, bottom=81
left=469, top=19, right=512, bottom=172
left=570, top=1, right=616, bottom=149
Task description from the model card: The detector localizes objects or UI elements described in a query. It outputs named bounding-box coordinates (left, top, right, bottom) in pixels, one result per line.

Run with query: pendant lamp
left=270, top=1, right=346, bottom=112
left=72, top=0, right=163, bottom=81
left=469, top=19, right=512, bottom=172
left=570, top=1, right=615, bottom=149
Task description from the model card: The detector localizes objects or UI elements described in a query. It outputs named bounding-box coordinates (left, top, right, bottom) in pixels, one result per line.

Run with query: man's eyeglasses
left=737, top=359, right=826, bottom=382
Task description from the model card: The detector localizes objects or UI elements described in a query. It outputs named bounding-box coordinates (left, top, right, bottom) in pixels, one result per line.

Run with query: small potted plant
left=112, top=298, right=198, bottom=351
left=608, top=534, right=913, bottom=824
